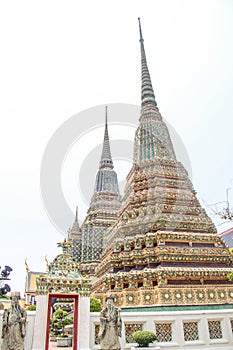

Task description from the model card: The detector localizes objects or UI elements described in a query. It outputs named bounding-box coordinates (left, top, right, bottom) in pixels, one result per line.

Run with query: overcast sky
left=0, top=0, right=232, bottom=295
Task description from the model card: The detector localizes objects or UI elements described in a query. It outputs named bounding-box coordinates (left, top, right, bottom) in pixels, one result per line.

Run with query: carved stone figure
left=98, top=295, right=122, bottom=350
left=1, top=292, right=27, bottom=350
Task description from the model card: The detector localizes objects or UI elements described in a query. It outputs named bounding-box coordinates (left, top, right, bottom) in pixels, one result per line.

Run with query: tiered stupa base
left=93, top=283, right=233, bottom=308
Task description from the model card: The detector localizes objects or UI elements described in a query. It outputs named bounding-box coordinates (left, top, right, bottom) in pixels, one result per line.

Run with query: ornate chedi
left=92, top=19, right=233, bottom=307
left=79, top=107, right=121, bottom=276
left=67, top=206, right=82, bottom=262
left=36, top=239, right=91, bottom=296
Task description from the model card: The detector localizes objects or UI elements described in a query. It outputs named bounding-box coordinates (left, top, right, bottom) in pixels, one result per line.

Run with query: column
left=32, top=294, right=48, bottom=350
left=78, top=295, right=90, bottom=350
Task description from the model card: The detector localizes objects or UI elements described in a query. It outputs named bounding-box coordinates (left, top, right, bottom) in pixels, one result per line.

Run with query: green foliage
left=54, top=308, right=68, bottom=319
left=132, top=331, right=157, bottom=347
left=90, top=297, right=102, bottom=312
left=229, top=248, right=233, bottom=255
left=0, top=296, right=10, bottom=300
left=26, top=305, right=36, bottom=311
left=50, top=308, right=73, bottom=337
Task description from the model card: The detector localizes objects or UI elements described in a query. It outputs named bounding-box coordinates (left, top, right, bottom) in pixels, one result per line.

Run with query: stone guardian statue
left=1, top=292, right=27, bottom=350
left=98, top=295, right=122, bottom=350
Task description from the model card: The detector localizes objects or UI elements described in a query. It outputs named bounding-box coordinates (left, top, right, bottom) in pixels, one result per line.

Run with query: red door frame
left=45, top=293, right=79, bottom=350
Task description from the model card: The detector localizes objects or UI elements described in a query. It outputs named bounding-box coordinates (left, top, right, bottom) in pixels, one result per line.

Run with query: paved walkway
left=49, top=341, right=72, bottom=349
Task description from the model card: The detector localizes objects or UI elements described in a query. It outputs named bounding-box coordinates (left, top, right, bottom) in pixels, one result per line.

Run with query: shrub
left=132, top=330, right=157, bottom=347
left=26, top=305, right=36, bottom=311
left=90, top=297, right=102, bottom=312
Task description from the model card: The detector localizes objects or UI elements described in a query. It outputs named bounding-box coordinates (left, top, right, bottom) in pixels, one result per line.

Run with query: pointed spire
left=105, top=105, right=107, bottom=127
left=100, top=106, right=113, bottom=169
left=71, top=206, right=81, bottom=233
left=138, top=18, right=157, bottom=107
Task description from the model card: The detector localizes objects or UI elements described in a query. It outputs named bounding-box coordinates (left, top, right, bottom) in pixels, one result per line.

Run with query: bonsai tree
left=132, top=330, right=157, bottom=347
left=51, top=308, right=73, bottom=337
left=90, top=297, right=102, bottom=312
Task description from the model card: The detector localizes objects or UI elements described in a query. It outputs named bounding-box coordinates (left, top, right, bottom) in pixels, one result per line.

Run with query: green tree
left=51, top=308, right=73, bottom=337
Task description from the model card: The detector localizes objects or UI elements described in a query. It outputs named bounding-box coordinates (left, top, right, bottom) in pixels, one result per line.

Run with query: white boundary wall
left=1, top=307, right=233, bottom=349
left=91, top=308, right=233, bottom=350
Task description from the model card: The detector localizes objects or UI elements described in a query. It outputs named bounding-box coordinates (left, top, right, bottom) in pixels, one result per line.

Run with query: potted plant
left=57, top=334, right=72, bottom=347
left=49, top=331, right=57, bottom=342
left=132, top=330, right=157, bottom=348
left=50, top=308, right=73, bottom=347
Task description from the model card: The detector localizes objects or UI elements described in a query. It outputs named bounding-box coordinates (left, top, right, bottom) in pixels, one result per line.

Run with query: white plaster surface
left=31, top=294, right=48, bottom=350
left=90, top=308, right=233, bottom=350
left=25, top=311, right=36, bottom=350
left=78, top=296, right=91, bottom=350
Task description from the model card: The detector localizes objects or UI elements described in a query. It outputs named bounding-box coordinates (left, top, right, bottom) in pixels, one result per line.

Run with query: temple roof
left=47, top=240, right=82, bottom=278
left=48, top=253, right=82, bottom=279
left=36, top=240, right=91, bottom=295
